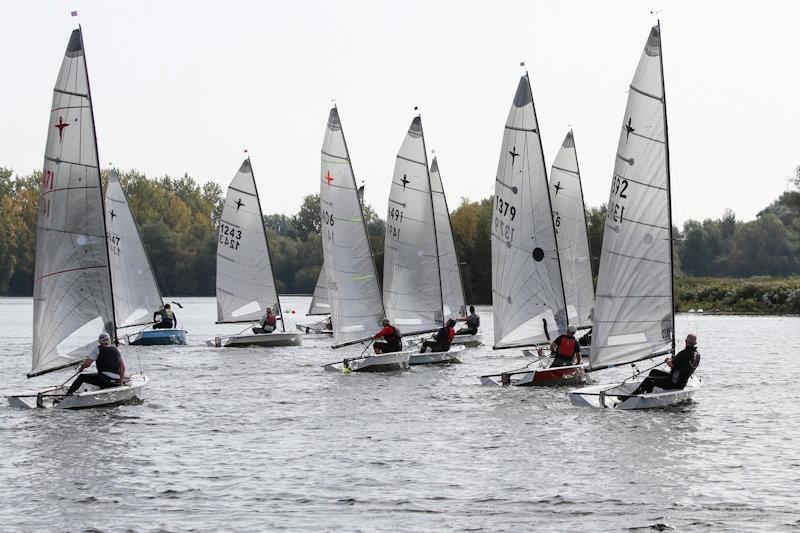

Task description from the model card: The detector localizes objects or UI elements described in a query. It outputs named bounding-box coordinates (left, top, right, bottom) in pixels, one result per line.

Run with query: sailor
left=420, top=318, right=456, bottom=353
left=253, top=308, right=277, bottom=334
left=541, top=324, right=582, bottom=367
left=373, top=318, right=403, bottom=354
left=456, top=306, right=480, bottom=335
left=65, top=332, right=126, bottom=396
left=622, top=334, right=701, bottom=398
left=153, top=303, right=177, bottom=329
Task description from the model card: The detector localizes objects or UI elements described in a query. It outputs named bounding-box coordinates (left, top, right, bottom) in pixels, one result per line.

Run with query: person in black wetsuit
left=622, top=334, right=701, bottom=399
left=153, top=303, right=177, bottom=329
left=456, top=306, right=480, bottom=335
left=539, top=324, right=582, bottom=367
left=420, top=319, right=456, bottom=353
left=65, top=332, right=126, bottom=395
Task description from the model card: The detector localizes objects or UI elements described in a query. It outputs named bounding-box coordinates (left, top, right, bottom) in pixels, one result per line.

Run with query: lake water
left=0, top=296, right=798, bottom=531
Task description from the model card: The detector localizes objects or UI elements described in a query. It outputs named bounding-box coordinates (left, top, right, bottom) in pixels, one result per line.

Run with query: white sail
left=31, top=28, right=115, bottom=376
left=550, top=131, right=594, bottom=329
left=105, top=170, right=164, bottom=328
left=216, top=159, right=284, bottom=329
left=491, top=75, right=567, bottom=349
left=307, top=263, right=330, bottom=315
left=430, top=157, right=466, bottom=319
left=590, top=24, right=673, bottom=368
left=382, top=116, right=442, bottom=334
left=320, top=107, right=385, bottom=347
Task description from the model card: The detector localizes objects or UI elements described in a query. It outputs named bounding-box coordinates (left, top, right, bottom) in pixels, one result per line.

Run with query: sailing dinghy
left=479, top=74, right=586, bottom=386
left=105, top=170, right=187, bottom=345
left=381, top=116, right=462, bottom=365
left=6, top=28, right=148, bottom=409
left=319, top=107, right=409, bottom=373
left=568, top=23, right=701, bottom=410
left=213, top=159, right=302, bottom=348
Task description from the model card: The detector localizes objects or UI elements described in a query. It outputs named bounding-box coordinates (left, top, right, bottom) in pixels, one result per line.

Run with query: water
left=0, top=296, right=798, bottom=532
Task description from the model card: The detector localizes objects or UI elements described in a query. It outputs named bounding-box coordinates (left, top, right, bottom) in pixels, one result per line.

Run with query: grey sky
left=2, top=0, right=798, bottom=224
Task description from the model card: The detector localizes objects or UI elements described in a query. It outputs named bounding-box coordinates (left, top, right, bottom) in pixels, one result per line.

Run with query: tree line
left=2, top=165, right=799, bottom=301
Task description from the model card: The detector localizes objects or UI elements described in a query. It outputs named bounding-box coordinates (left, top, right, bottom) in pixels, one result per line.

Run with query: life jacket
left=265, top=313, right=277, bottom=327
left=383, top=325, right=401, bottom=344
left=447, top=326, right=455, bottom=342
left=557, top=336, right=577, bottom=359
left=159, top=308, right=175, bottom=325
left=96, top=345, right=122, bottom=380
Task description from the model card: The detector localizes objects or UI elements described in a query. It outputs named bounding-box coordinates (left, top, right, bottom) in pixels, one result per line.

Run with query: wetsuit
left=456, top=313, right=480, bottom=335
left=153, top=308, right=176, bottom=329
left=550, top=334, right=581, bottom=367
left=420, top=325, right=455, bottom=353
left=374, top=325, right=403, bottom=353
left=66, top=345, right=124, bottom=395
left=630, top=346, right=701, bottom=395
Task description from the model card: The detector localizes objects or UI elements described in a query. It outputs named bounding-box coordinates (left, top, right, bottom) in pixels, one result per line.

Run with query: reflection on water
left=0, top=297, right=798, bottom=531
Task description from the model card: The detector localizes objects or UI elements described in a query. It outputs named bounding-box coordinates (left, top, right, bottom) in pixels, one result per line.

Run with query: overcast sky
left=2, top=0, right=798, bottom=224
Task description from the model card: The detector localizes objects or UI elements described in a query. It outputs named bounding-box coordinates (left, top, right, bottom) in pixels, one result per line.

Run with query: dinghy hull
left=6, top=374, right=149, bottom=409
left=408, top=344, right=465, bottom=365
left=218, top=332, right=302, bottom=348
left=347, top=352, right=410, bottom=372
left=295, top=322, right=333, bottom=336
left=450, top=334, right=483, bottom=348
left=479, top=363, right=587, bottom=387
left=129, top=329, right=187, bottom=346
left=568, top=375, right=701, bottom=410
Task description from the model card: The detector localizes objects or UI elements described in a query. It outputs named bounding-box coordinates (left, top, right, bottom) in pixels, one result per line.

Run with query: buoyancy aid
left=96, top=345, right=122, bottom=380
left=556, top=336, right=577, bottom=359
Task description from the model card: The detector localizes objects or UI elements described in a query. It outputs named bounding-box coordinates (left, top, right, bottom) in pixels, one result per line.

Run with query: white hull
left=450, top=333, right=483, bottom=348
left=568, top=375, right=702, bottom=410
left=295, top=322, right=333, bottom=336
left=323, top=352, right=410, bottom=373
left=6, top=373, right=149, bottom=410
left=214, top=332, right=303, bottom=348
left=408, top=344, right=465, bottom=365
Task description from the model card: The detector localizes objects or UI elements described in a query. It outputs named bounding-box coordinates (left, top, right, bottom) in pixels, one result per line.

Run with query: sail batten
left=491, top=75, right=567, bottom=349
left=320, top=108, right=385, bottom=347
left=550, top=131, right=595, bottom=329
left=31, top=28, right=115, bottom=375
left=382, top=116, right=444, bottom=331
left=216, top=159, right=284, bottom=329
left=589, top=24, right=673, bottom=368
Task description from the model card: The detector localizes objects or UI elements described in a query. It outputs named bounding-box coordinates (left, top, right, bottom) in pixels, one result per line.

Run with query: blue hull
left=130, top=329, right=187, bottom=346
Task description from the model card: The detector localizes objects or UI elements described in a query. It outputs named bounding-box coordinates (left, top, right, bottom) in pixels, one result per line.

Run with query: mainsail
left=320, top=107, right=385, bottom=347
left=382, top=116, right=443, bottom=334
left=31, top=28, right=116, bottom=377
left=550, top=131, right=594, bottom=329
left=589, top=23, right=674, bottom=368
left=307, top=262, right=330, bottom=315
left=216, top=159, right=284, bottom=330
left=105, top=170, right=164, bottom=328
left=430, top=157, right=466, bottom=319
left=491, top=75, right=567, bottom=349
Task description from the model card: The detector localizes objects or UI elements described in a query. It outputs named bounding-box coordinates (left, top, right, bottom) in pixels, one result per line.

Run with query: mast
left=80, top=25, right=118, bottom=342
left=337, top=105, right=387, bottom=321
left=527, top=71, right=568, bottom=331
left=250, top=156, right=286, bottom=332
left=420, top=115, right=445, bottom=323
left=657, top=20, right=676, bottom=355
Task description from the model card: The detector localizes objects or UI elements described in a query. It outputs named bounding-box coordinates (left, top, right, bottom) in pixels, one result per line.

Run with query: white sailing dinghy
left=383, top=116, right=462, bottom=366
left=480, top=74, right=586, bottom=386
left=6, top=28, right=148, bottom=409
left=105, top=170, right=187, bottom=346
left=319, top=107, right=409, bottom=372
left=429, top=157, right=482, bottom=348
left=568, top=23, right=701, bottom=410
left=213, top=159, right=302, bottom=348
left=296, top=263, right=333, bottom=335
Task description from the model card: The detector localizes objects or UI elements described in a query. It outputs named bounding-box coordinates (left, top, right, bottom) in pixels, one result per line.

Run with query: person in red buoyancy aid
left=541, top=324, right=582, bottom=367
left=374, top=318, right=403, bottom=354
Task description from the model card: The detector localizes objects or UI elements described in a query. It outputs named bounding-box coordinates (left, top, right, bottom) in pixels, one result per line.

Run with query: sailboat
left=105, top=170, right=187, bottom=346
left=568, top=23, right=701, bottom=409
left=6, top=28, right=148, bottom=409
left=212, top=158, right=302, bottom=348
left=429, top=157, right=481, bottom=348
left=295, top=263, right=333, bottom=335
left=319, top=107, right=409, bottom=372
left=382, top=115, right=465, bottom=365
left=479, top=74, right=586, bottom=386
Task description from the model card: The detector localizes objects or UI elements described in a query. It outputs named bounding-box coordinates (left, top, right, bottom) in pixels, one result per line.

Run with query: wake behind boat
left=6, top=27, right=147, bottom=409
